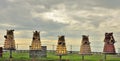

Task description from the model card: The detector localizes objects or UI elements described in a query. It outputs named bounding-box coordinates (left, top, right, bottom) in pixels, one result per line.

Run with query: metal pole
left=9, top=48, right=12, bottom=61
left=10, top=43, right=12, bottom=59
left=70, top=45, right=72, bottom=53
left=52, top=45, right=54, bottom=52
left=9, top=58, right=12, bottom=61
left=32, top=58, right=36, bottom=61
left=10, top=44, right=13, bottom=60
left=17, top=44, right=18, bottom=50
left=82, top=55, right=84, bottom=61
left=59, top=55, right=62, bottom=61
left=103, top=54, right=106, bottom=61
left=10, top=49, right=12, bottom=58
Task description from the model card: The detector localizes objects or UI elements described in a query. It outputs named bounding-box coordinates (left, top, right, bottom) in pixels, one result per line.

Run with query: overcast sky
left=0, top=0, right=120, bottom=52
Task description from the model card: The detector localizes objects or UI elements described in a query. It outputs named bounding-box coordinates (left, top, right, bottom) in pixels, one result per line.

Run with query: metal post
left=10, top=44, right=13, bottom=59
left=32, top=58, right=36, bottom=61
left=70, top=45, right=72, bottom=53
left=59, top=55, right=62, bottom=61
left=9, top=58, right=12, bottom=61
left=82, top=55, right=84, bottom=61
left=17, top=44, right=18, bottom=50
left=9, top=48, right=12, bottom=61
left=52, top=45, right=54, bottom=52
left=10, top=49, right=12, bottom=58
left=103, top=54, right=106, bottom=61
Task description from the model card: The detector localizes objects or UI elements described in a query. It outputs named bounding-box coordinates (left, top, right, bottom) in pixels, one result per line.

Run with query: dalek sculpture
left=4, top=30, right=16, bottom=50
left=56, top=35, right=67, bottom=55
left=103, top=32, right=116, bottom=54
left=30, top=31, right=41, bottom=50
left=80, top=35, right=91, bottom=55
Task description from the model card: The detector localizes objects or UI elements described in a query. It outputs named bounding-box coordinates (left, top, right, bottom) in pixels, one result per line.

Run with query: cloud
left=93, top=0, right=120, bottom=9
left=32, top=9, right=78, bottom=24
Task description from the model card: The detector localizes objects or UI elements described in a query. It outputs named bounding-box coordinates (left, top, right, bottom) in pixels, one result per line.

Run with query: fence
left=0, top=43, right=120, bottom=54
left=0, top=43, right=120, bottom=61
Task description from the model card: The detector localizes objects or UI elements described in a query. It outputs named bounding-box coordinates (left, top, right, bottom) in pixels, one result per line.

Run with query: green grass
left=0, top=51, right=120, bottom=61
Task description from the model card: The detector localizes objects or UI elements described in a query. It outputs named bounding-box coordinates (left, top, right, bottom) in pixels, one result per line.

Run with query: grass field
left=0, top=51, right=120, bottom=61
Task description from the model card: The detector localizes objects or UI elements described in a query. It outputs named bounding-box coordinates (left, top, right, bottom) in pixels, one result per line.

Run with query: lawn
left=0, top=51, right=120, bottom=61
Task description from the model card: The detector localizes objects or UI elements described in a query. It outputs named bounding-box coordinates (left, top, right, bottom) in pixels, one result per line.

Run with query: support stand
left=9, top=49, right=13, bottom=61
left=59, top=55, right=62, bottom=61
left=32, top=58, right=36, bottom=61
left=103, top=54, right=106, bottom=61
left=82, top=55, right=84, bottom=61
left=9, top=58, right=12, bottom=61
left=10, top=49, right=12, bottom=58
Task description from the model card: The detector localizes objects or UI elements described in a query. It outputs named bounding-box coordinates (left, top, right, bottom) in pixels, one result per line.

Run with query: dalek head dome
left=105, top=32, right=114, bottom=40
left=105, top=32, right=113, bottom=36
left=82, top=35, right=89, bottom=40
left=7, top=29, right=14, bottom=35
left=58, top=35, right=64, bottom=38
left=58, top=35, right=65, bottom=41
left=33, top=31, right=40, bottom=36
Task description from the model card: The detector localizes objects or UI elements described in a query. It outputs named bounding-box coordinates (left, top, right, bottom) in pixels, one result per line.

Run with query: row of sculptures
left=3, top=29, right=116, bottom=55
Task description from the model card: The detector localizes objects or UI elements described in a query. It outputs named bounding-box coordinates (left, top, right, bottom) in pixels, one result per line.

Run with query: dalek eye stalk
left=103, top=32, right=116, bottom=54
